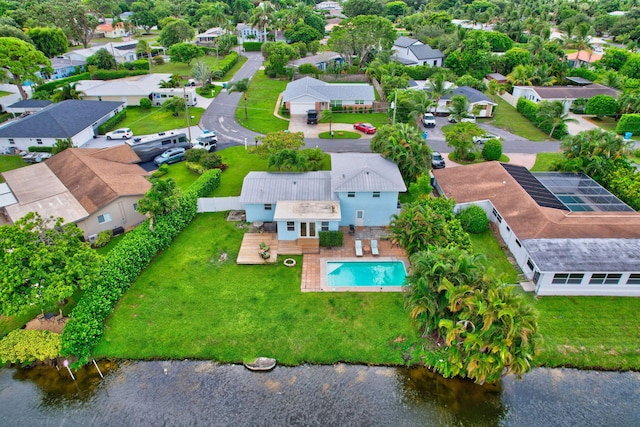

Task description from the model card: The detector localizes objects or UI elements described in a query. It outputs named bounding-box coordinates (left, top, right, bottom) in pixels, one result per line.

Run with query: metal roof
left=330, top=153, right=406, bottom=193
left=524, top=238, right=640, bottom=272
left=282, top=77, right=374, bottom=102
left=240, top=171, right=333, bottom=204
left=394, top=36, right=420, bottom=48
left=0, top=100, right=123, bottom=139
left=0, top=182, right=17, bottom=208
left=566, top=76, right=592, bottom=85
left=77, top=74, right=172, bottom=97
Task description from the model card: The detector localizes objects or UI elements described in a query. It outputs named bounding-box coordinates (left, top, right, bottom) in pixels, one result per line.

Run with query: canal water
left=0, top=361, right=638, bottom=426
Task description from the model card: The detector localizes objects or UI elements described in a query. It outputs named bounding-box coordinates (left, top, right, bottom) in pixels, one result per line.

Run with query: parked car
left=473, top=133, right=501, bottom=144
left=447, top=115, right=476, bottom=124
left=105, top=128, right=133, bottom=140
left=422, top=113, right=436, bottom=127
left=354, top=122, right=377, bottom=134
left=154, top=147, right=186, bottom=166
left=431, top=151, right=446, bottom=169
left=190, top=129, right=218, bottom=152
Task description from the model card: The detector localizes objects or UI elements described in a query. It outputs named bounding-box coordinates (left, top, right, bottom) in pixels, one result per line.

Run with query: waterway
left=0, top=361, right=638, bottom=426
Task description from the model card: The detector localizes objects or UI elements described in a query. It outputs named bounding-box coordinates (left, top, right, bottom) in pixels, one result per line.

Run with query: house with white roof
left=282, top=76, right=375, bottom=115
left=512, top=84, right=620, bottom=112
left=392, top=36, right=445, bottom=67
left=64, top=41, right=139, bottom=64
left=76, top=73, right=173, bottom=106
left=196, top=27, right=225, bottom=44
left=0, top=100, right=124, bottom=151
left=240, top=153, right=406, bottom=241
left=290, top=51, right=343, bottom=72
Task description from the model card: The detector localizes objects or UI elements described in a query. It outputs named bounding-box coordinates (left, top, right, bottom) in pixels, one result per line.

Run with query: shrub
left=517, top=98, right=567, bottom=139
left=28, top=146, right=53, bottom=153
left=464, top=151, right=476, bottom=161
left=243, top=41, right=263, bottom=51
left=152, top=55, right=165, bottom=65
left=482, top=139, right=502, bottom=161
left=61, top=170, right=222, bottom=364
left=91, top=69, right=148, bottom=80
left=319, top=231, right=343, bottom=247
left=615, top=114, right=640, bottom=135
left=585, top=95, right=619, bottom=118
left=139, top=97, right=152, bottom=109
left=33, top=72, right=91, bottom=95
left=151, top=164, right=169, bottom=179
left=215, top=51, right=238, bottom=77
left=97, top=109, right=127, bottom=134
left=457, top=205, right=489, bottom=234
left=200, top=152, right=223, bottom=169
left=92, top=230, right=113, bottom=248
left=0, top=330, right=60, bottom=366
left=298, top=63, right=321, bottom=75
left=186, top=161, right=207, bottom=174
left=184, top=148, right=204, bottom=163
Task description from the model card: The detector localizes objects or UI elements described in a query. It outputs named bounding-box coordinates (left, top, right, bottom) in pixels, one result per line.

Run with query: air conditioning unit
left=88, top=234, right=98, bottom=243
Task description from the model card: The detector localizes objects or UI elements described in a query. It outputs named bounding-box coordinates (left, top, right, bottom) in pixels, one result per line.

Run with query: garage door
left=290, top=102, right=316, bottom=115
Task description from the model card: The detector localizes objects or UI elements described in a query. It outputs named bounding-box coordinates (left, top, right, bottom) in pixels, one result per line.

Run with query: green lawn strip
left=318, top=112, right=391, bottom=127
left=488, top=97, right=550, bottom=141
left=210, top=146, right=271, bottom=196
left=162, top=162, right=202, bottom=190
left=318, top=130, right=361, bottom=139
left=531, top=152, right=563, bottom=171
left=469, top=230, right=519, bottom=284
left=117, top=106, right=205, bottom=135
left=532, top=296, right=640, bottom=370
left=94, top=212, right=419, bottom=364
left=236, top=72, right=289, bottom=134
left=0, top=155, right=28, bottom=182
left=94, top=234, right=125, bottom=256
left=197, top=84, right=223, bottom=99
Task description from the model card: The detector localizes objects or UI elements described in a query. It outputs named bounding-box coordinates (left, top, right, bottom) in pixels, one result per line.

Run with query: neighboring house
left=240, top=153, right=406, bottom=241
left=512, top=84, right=620, bottom=112
left=392, top=36, right=445, bottom=67
left=5, top=99, right=52, bottom=116
left=1, top=145, right=151, bottom=240
left=485, top=73, right=508, bottom=85
left=0, top=100, right=124, bottom=150
left=65, top=41, right=139, bottom=64
left=196, top=27, right=224, bottom=45
left=282, top=76, right=375, bottom=115
left=433, top=161, right=640, bottom=297
left=45, top=57, right=86, bottom=80
left=237, top=23, right=263, bottom=43
left=566, top=50, right=603, bottom=68
left=77, top=73, right=172, bottom=106
left=95, top=22, right=128, bottom=39
left=439, top=86, right=498, bottom=117
left=290, top=51, right=343, bottom=72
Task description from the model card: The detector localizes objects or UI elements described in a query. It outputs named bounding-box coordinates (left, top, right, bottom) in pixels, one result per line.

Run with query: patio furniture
left=55, top=309, right=64, bottom=324
left=371, top=239, right=379, bottom=256
left=355, top=239, right=363, bottom=257
left=349, top=224, right=355, bottom=235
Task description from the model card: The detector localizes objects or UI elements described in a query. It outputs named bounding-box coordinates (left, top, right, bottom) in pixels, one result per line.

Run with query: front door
left=355, top=210, right=364, bottom=226
left=300, top=221, right=317, bottom=238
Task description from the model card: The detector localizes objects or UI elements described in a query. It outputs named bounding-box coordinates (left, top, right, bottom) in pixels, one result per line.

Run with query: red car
left=353, top=122, right=377, bottom=134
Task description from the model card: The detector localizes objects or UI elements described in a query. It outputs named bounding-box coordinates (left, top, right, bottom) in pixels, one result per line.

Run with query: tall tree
left=168, top=43, right=202, bottom=65
left=191, top=60, right=214, bottom=86
left=86, top=48, right=117, bottom=70
left=158, top=19, right=195, bottom=48
left=26, top=27, right=68, bottom=58
left=0, top=37, right=51, bottom=100
left=447, top=94, right=471, bottom=123
left=254, top=131, right=305, bottom=159
left=136, top=178, right=182, bottom=232
left=536, top=100, right=578, bottom=138
left=443, top=122, right=485, bottom=161
left=328, top=15, right=396, bottom=68
left=227, top=77, right=250, bottom=120
left=51, top=82, right=85, bottom=102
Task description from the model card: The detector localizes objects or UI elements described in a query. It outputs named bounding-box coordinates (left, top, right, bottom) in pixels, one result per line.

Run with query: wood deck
left=237, top=233, right=320, bottom=264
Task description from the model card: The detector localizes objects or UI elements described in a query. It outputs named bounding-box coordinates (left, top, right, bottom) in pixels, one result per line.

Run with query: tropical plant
left=136, top=178, right=182, bottom=231
left=427, top=73, right=452, bottom=113
left=227, top=77, right=250, bottom=120
left=447, top=95, right=471, bottom=123
left=268, top=149, right=309, bottom=171
left=507, top=64, right=535, bottom=86
left=254, top=131, right=305, bottom=159
left=443, top=122, right=485, bottom=161
left=191, top=60, right=214, bottom=86
left=162, top=96, right=186, bottom=116
left=51, top=82, right=85, bottom=102
left=536, top=100, right=578, bottom=138
left=457, top=205, right=489, bottom=233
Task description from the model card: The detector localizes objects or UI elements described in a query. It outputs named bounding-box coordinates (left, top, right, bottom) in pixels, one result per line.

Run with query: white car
left=473, top=133, right=501, bottom=144
left=447, top=115, right=476, bottom=124
left=105, top=128, right=133, bottom=140
left=422, top=113, right=436, bottom=127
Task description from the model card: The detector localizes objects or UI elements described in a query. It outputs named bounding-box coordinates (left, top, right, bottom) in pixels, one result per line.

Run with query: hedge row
left=91, top=69, right=149, bottom=80
left=243, top=41, right=263, bottom=51
left=516, top=98, right=568, bottom=139
left=97, top=110, right=127, bottom=134
left=60, top=169, right=222, bottom=363
left=216, top=51, right=238, bottom=76
left=319, top=231, right=343, bottom=247
left=122, top=59, right=150, bottom=71
left=28, top=146, right=53, bottom=153
left=34, top=72, right=91, bottom=93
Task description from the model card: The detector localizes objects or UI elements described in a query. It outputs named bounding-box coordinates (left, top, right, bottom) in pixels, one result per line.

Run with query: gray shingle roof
left=408, top=44, right=444, bottom=60
left=282, top=77, right=374, bottom=102
left=240, top=171, right=333, bottom=204
left=442, top=86, right=496, bottom=104
left=394, top=36, right=419, bottom=48
left=7, top=99, right=52, bottom=108
left=330, top=153, right=406, bottom=192
left=0, top=100, right=123, bottom=138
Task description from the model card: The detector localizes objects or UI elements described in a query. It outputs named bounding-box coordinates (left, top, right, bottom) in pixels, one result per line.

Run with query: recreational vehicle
left=151, top=88, right=197, bottom=107
left=126, top=130, right=190, bottom=162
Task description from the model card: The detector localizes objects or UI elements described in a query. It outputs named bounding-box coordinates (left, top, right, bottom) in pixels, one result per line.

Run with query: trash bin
left=222, top=83, right=227, bottom=89
left=625, top=132, right=633, bottom=140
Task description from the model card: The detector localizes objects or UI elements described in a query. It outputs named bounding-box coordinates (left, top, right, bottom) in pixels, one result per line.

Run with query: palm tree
left=407, top=90, right=435, bottom=127
left=250, top=1, right=275, bottom=42
left=322, top=109, right=334, bottom=135
left=191, top=60, right=213, bottom=87
left=573, top=22, right=593, bottom=60
left=427, top=73, right=452, bottom=114
left=51, top=83, right=85, bottom=102
left=507, top=64, right=535, bottom=86
left=447, top=95, right=470, bottom=123
left=536, top=100, right=578, bottom=138
left=227, top=77, right=250, bottom=119
left=597, top=71, right=624, bottom=90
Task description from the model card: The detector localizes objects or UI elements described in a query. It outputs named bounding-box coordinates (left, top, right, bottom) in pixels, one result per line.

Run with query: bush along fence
left=516, top=98, right=568, bottom=139
left=97, top=110, right=127, bottom=135
left=217, top=51, right=238, bottom=76
left=60, top=170, right=222, bottom=365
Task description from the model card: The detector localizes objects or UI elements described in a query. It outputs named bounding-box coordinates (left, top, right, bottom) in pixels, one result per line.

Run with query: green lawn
left=93, top=212, right=420, bottom=364
left=319, top=130, right=361, bottom=139
left=152, top=54, right=247, bottom=82
left=236, top=71, right=289, bottom=134
left=531, top=152, right=563, bottom=171
left=115, top=106, right=205, bottom=135
left=319, top=112, right=391, bottom=128
left=0, top=155, right=27, bottom=182
left=469, top=230, right=519, bottom=284
left=488, top=97, right=550, bottom=141
left=584, top=116, right=640, bottom=140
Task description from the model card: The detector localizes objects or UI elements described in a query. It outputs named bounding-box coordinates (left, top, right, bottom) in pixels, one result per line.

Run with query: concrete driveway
left=288, top=115, right=375, bottom=139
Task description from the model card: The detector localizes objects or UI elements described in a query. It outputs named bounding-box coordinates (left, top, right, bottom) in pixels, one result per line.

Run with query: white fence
left=197, top=197, right=242, bottom=212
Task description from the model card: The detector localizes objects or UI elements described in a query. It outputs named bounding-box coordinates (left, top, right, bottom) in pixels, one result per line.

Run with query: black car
left=432, top=151, right=446, bottom=169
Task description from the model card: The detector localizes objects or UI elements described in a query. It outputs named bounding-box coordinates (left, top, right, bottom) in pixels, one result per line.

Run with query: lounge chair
left=371, top=239, right=379, bottom=256
left=355, top=239, right=363, bottom=257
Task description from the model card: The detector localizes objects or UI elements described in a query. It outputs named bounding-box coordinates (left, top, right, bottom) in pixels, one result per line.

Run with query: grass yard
left=469, top=230, right=519, bottom=284
left=115, top=106, right=205, bottom=135
left=489, top=97, right=550, bottom=141
left=0, top=155, right=28, bottom=182
left=319, top=112, right=391, bottom=128
left=236, top=71, right=289, bottom=134
left=152, top=54, right=248, bottom=80
left=531, top=152, right=563, bottom=171
left=532, top=296, right=640, bottom=370
left=93, top=212, right=420, bottom=365
left=318, top=130, right=361, bottom=139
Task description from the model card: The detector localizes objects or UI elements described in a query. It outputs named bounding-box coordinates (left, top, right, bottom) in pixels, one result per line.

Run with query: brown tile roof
left=45, top=146, right=151, bottom=214
left=532, top=84, right=619, bottom=100
left=432, top=162, right=640, bottom=240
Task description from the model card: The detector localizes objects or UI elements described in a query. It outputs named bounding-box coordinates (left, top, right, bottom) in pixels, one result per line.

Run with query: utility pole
left=184, top=85, right=191, bottom=141
left=392, top=89, right=398, bottom=125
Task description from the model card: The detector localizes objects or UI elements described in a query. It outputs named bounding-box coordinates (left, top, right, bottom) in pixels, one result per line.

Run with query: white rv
left=151, top=88, right=197, bottom=107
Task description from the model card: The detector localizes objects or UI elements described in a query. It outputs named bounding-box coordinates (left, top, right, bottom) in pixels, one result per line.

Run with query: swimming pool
left=325, top=260, right=407, bottom=289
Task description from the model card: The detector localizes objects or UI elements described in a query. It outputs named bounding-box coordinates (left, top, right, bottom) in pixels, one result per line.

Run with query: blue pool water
left=327, top=261, right=407, bottom=287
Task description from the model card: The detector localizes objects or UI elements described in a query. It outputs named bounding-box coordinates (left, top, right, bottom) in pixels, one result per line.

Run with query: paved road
left=200, top=51, right=264, bottom=149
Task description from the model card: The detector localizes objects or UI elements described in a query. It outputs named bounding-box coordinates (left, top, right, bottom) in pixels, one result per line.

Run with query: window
left=320, top=221, right=329, bottom=231
left=162, top=139, right=172, bottom=145
left=506, top=226, right=511, bottom=232
left=355, top=100, right=364, bottom=105
left=97, top=213, right=112, bottom=224
left=36, top=139, right=43, bottom=145
left=551, top=273, right=584, bottom=285
left=533, top=271, right=540, bottom=284
left=133, top=203, right=137, bottom=211
left=589, top=273, right=622, bottom=285
left=264, top=204, right=272, bottom=211
left=492, top=208, right=502, bottom=223
left=8, top=139, right=14, bottom=145
left=287, top=221, right=295, bottom=231
left=526, top=259, right=534, bottom=271
left=372, top=192, right=380, bottom=198
left=515, top=239, right=521, bottom=247
left=627, top=274, right=640, bottom=285
left=347, top=192, right=355, bottom=198
left=179, top=136, right=187, bottom=142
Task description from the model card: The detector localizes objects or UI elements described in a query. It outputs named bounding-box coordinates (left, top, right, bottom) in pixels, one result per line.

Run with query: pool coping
left=319, top=257, right=410, bottom=292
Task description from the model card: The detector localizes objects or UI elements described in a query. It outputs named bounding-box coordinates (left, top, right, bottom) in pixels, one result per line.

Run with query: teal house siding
left=337, top=191, right=399, bottom=226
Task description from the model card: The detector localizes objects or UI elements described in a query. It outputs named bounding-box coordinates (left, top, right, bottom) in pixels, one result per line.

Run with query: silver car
left=154, top=147, right=186, bottom=166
